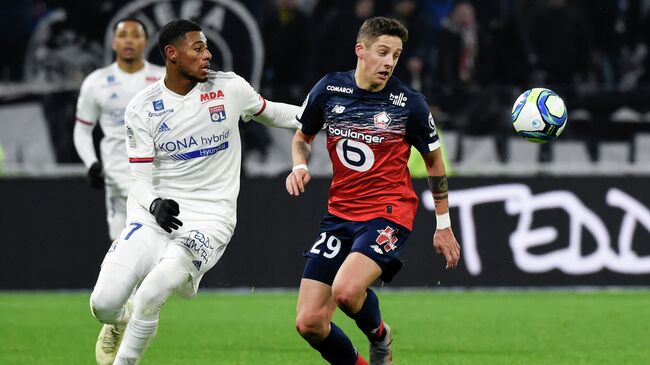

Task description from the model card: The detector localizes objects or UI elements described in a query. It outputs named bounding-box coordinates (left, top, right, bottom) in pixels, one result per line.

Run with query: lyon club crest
left=209, top=105, right=226, bottom=122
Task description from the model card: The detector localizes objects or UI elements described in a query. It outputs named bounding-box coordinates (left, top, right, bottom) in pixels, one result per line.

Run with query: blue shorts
left=302, top=213, right=411, bottom=285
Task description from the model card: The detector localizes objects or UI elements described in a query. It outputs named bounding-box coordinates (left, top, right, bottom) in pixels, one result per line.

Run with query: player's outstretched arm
left=286, top=129, right=315, bottom=196
left=248, top=99, right=301, bottom=129
left=422, top=148, right=460, bottom=270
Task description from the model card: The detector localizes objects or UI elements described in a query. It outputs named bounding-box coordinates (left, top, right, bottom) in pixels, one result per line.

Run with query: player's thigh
left=332, top=252, right=382, bottom=300
left=133, top=258, right=191, bottom=320
left=101, top=222, right=167, bottom=282
left=164, top=223, right=232, bottom=297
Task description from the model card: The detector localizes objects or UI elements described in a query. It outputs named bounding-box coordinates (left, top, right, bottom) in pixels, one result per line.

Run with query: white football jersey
left=124, top=71, right=266, bottom=231
left=76, top=62, right=165, bottom=192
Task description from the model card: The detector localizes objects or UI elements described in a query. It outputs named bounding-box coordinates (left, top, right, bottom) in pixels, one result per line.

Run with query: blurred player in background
left=286, top=17, right=461, bottom=365
left=73, top=18, right=165, bottom=241
left=88, top=19, right=299, bottom=365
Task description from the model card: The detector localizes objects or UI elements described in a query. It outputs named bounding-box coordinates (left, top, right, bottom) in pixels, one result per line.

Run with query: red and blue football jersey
left=298, top=71, right=440, bottom=230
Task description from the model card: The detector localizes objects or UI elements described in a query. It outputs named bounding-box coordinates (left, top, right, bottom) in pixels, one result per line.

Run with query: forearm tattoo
left=428, top=175, right=448, bottom=201
left=296, top=141, right=312, bottom=161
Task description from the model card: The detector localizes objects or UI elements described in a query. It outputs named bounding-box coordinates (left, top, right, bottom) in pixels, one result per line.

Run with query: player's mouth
left=377, top=71, right=390, bottom=80
left=200, top=63, right=210, bottom=74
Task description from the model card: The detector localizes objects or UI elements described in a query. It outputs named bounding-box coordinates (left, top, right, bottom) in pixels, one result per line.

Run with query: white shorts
left=103, top=220, right=232, bottom=297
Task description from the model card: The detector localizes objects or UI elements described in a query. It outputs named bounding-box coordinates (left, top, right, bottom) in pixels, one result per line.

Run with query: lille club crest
left=209, top=105, right=226, bottom=123
left=373, top=111, right=391, bottom=129
left=375, top=226, right=398, bottom=252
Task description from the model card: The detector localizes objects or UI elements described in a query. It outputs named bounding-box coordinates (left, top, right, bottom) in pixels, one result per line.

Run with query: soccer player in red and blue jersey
left=286, top=17, right=461, bottom=365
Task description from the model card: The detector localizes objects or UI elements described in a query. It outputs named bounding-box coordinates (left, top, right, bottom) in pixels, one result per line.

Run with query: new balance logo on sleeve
left=331, top=105, right=346, bottom=114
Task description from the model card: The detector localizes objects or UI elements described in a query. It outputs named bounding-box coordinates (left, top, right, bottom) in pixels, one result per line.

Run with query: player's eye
left=194, top=47, right=201, bottom=52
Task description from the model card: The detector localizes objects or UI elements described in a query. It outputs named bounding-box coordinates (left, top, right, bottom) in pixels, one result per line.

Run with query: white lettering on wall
left=422, top=184, right=650, bottom=275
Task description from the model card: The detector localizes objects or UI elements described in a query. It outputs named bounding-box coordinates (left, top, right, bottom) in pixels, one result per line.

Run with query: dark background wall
left=2, top=177, right=649, bottom=289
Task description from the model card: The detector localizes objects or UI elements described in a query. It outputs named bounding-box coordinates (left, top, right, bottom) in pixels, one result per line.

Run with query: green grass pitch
left=1, top=290, right=648, bottom=364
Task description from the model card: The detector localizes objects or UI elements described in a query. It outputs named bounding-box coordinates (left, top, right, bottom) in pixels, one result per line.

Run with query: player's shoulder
left=388, top=76, right=428, bottom=112
left=312, top=70, right=355, bottom=96
left=207, top=70, right=242, bottom=82
left=205, top=70, right=248, bottom=89
left=127, top=80, right=164, bottom=111
left=389, top=76, right=425, bottom=101
left=207, top=70, right=262, bottom=98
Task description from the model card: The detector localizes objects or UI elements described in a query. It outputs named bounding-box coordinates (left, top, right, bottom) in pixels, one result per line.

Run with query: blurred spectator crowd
left=3, top=0, right=650, bottom=174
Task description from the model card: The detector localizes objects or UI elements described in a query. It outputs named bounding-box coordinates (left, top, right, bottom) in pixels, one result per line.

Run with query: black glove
left=87, top=161, right=105, bottom=189
left=149, top=198, right=183, bottom=233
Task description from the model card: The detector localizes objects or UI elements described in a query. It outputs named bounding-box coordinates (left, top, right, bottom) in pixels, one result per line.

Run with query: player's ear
left=355, top=43, right=365, bottom=59
left=165, top=45, right=177, bottom=63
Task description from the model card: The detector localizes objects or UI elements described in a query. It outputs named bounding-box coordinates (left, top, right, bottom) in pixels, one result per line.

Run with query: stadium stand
left=1, top=0, right=650, bottom=176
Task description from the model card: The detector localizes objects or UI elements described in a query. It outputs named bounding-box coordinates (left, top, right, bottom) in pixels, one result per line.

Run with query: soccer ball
left=511, top=88, right=567, bottom=143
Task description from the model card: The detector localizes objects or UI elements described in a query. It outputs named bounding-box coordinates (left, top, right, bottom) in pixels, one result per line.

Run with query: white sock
left=114, top=316, right=158, bottom=362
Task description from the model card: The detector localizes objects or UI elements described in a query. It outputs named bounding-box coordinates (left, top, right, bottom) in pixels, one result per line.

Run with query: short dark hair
left=356, top=17, right=408, bottom=46
left=157, top=19, right=202, bottom=59
left=113, top=17, right=148, bottom=38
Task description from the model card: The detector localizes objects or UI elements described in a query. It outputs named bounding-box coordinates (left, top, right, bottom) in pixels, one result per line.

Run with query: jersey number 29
left=310, top=232, right=341, bottom=258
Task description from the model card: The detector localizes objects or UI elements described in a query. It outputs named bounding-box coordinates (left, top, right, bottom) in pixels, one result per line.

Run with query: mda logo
left=200, top=90, right=225, bottom=103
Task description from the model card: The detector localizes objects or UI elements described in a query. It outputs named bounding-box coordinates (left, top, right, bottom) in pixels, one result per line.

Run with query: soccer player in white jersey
left=74, top=18, right=165, bottom=241
left=88, top=19, right=300, bottom=364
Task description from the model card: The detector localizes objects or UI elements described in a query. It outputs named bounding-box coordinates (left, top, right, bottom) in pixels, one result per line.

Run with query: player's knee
left=332, top=285, right=363, bottom=313
left=90, top=288, right=125, bottom=324
left=295, top=311, right=328, bottom=340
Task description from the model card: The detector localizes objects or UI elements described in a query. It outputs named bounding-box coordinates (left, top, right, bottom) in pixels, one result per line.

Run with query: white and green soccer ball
left=511, top=88, right=568, bottom=143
